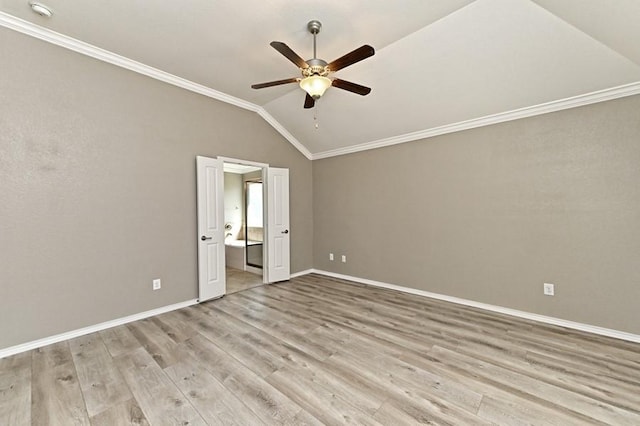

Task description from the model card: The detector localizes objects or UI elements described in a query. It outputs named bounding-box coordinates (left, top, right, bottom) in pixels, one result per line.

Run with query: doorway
left=196, top=156, right=291, bottom=302
left=223, top=162, right=264, bottom=294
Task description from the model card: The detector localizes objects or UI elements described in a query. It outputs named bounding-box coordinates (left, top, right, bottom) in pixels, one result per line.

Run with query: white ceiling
left=2, top=0, right=639, bottom=159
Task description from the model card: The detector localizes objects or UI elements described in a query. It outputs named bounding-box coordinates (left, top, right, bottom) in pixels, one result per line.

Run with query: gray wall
left=2, top=24, right=639, bottom=350
left=0, top=28, right=313, bottom=349
left=313, top=95, right=640, bottom=335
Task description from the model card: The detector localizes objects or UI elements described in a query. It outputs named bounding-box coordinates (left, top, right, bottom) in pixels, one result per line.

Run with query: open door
left=196, top=156, right=225, bottom=301
left=265, top=167, right=290, bottom=283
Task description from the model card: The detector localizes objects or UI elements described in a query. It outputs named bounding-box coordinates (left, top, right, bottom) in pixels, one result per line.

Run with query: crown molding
left=4, top=11, right=639, bottom=163
left=257, top=108, right=313, bottom=159
left=0, top=12, right=256, bottom=111
left=0, top=12, right=313, bottom=160
left=311, top=81, right=640, bottom=160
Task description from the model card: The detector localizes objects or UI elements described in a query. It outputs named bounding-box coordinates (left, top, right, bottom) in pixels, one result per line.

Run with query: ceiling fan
left=251, top=20, right=375, bottom=109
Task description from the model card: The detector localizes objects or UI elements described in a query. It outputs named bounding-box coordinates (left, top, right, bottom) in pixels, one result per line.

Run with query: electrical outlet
left=153, top=279, right=161, bottom=291
left=329, top=253, right=334, bottom=261
left=341, top=255, right=347, bottom=263
left=543, top=283, right=554, bottom=296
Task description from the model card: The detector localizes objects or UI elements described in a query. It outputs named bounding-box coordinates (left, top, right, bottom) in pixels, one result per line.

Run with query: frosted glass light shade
left=299, top=76, right=331, bottom=99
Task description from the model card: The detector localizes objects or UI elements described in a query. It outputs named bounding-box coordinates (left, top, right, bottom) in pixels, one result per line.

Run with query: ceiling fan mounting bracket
left=307, top=20, right=322, bottom=35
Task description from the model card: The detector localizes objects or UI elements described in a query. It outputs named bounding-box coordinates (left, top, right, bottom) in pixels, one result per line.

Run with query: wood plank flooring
left=1, top=273, right=640, bottom=425
left=226, top=267, right=264, bottom=295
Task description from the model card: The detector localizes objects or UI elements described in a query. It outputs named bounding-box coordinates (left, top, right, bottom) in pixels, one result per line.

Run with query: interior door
left=266, top=167, right=290, bottom=283
left=196, top=156, right=225, bottom=301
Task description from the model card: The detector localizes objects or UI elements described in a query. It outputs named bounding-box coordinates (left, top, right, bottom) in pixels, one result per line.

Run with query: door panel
left=207, top=244, right=220, bottom=281
left=266, top=167, right=290, bottom=282
left=196, top=156, right=225, bottom=301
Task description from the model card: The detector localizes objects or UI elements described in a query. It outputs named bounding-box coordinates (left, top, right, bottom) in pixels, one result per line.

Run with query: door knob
left=201, top=235, right=212, bottom=241
left=281, top=229, right=289, bottom=234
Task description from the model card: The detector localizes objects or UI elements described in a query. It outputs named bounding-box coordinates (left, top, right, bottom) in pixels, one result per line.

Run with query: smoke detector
left=29, top=2, right=53, bottom=18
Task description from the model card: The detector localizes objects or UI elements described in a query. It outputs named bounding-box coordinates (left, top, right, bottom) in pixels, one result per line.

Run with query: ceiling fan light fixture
left=299, top=75, right=331, bottom=99
left=251, top=20, right=374, bottom=109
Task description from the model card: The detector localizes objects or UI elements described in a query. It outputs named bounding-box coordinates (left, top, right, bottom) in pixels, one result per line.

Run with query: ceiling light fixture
left=29, top=2, right=53, bottom=17
left=251, top=19, right=374, bottom=109
left=299, top=22, right=331, bottom=100
left=299, top=75, right=331, bottom=99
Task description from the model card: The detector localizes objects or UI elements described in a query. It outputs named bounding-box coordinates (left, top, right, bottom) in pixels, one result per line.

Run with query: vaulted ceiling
left=2, top=0, right=639, bottom=159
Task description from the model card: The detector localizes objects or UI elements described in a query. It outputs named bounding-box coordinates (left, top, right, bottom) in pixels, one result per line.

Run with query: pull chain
left=314, top=103, right=319, bottom=129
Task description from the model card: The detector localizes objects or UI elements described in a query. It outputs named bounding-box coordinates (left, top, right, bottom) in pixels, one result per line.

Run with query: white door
left=196, top=156, right=225, bottom=301
left=266, top=167, right=290, bottom=283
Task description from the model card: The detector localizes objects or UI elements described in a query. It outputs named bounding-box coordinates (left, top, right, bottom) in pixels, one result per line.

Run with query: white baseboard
left=290, top=269, right=314, bottom=279
left=4, top=270, right=637, bottom=359
left=0, top=299, right=199, bottom=359
left=309, top=269, right=640, bottom=344
left=244, top=265, right=263, bottom=276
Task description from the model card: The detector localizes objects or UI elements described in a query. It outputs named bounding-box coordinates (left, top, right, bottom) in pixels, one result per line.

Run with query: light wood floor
left=226, top=267, right=264, bottom=295
left=2, top=274, right=640, bottom=425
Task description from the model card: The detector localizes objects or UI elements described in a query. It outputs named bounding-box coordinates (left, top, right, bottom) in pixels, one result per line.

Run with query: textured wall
left=0, top=28, right=313, bottom=349
left=313, top=95, right=640, bottom=334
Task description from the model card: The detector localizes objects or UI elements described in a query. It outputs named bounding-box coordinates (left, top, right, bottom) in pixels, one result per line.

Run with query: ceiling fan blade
left=251, top=78, right=299, bottom=89
left=332, top=79, right=372, bottom=96
left=270, top=42, right=309, bottom=69
left=327, top=45, right=375, bottom=72
left=304, top=93, right=315, bottom=109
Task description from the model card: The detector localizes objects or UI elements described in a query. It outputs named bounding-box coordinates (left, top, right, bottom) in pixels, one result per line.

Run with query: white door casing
left=196, top=156, right=225, bottom=301
left=266, top=167, right=290, bottom=283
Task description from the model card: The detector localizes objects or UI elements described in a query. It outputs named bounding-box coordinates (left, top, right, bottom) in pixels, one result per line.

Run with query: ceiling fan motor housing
left=303, top=58, right=329, bottom=77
